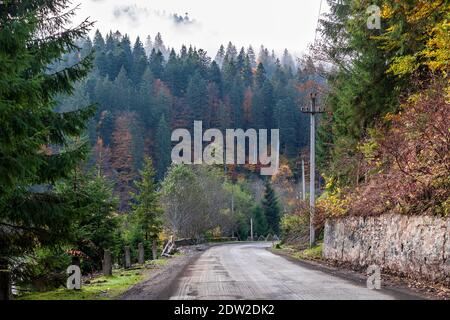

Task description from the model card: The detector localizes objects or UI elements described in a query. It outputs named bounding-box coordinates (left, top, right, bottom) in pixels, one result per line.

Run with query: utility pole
left=301, top=93, right=325, bottom=247
left=250, top=218, right=253, bottom=241
left=301, top=159, right=306, bottom=201
left=231, top=193, right=235, bottom=238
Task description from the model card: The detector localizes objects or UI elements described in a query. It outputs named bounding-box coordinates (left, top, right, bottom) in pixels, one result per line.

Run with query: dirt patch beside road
left=118, top=247, right=204, bottom=300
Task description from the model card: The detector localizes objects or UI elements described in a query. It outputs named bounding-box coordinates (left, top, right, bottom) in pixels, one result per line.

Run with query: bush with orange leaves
left=338, top=80, right=450, bottom=217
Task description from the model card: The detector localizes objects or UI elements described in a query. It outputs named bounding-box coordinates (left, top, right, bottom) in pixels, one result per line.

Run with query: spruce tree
left=209, top=61, right=223, bottom=97
left=252, top=205, right=268, bottom=237
left=186, top=72, right=208, bottom=123
left=215, top=44, right=225, bottom=67
left=242, top=55, right=253, bottom=88
left=144, top=35, right=153, bottom=57
left=93, top=30, right=108, bottom=76
left=230, top=75, right=245, bottom=128
left=261, top=80, right=275, bottom=129
left=119, top=34, right=133, bottom=75
left=155, top=115, right=172, bottom=180
left=131, top=37, right=148, bottom=85
left=164, top=49, right=183, bottom=96
left=131, top=157, right=163, bottom=243
left=261, top=180, right=281, bottom=235
left=112, top=67, right=132, bottom=111
left=149, top=49, right=165, bottom=79
left=153, top=32, right=166, bottom=56
left=255, top=63, right=267, bottom=88
left=56, top=170, right=119, bottom=269
left=225, top=42, right=238, bottom=61
left=0, top=0, right=95, bottom=274
left=247, top=46, right=257, bottom=68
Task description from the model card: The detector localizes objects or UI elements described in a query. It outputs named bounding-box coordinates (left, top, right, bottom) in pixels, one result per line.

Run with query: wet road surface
left=168, top=242, right=411, bottom=300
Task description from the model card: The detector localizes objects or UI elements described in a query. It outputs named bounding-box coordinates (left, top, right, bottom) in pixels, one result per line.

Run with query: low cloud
left=112, top=5, right=199, bottom=29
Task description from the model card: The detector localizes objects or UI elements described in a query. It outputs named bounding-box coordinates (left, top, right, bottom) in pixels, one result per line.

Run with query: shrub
left=280, top=210, right=310, bottom=248
left=330, top=80, right=450, bottom=217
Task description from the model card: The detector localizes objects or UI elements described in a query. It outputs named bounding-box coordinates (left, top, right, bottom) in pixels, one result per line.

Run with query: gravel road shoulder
left=268, top=247, right=434, bottom=300
left=118, top=247, right=205, bottom=300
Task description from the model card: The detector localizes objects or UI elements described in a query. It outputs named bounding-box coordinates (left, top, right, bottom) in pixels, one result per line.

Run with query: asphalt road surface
left=168, top=243, right=415, bottom=300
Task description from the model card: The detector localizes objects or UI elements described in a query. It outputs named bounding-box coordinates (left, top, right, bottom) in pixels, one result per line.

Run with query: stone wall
left=323, top=214, right=450, bottom=285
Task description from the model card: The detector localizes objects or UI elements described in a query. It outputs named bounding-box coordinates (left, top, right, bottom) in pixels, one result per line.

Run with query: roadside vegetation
left=273, top=243, right=323, bottom=262
left=17, top=259, right=168, bottom=300
left=315, top=0, right=449, bottom=224
left=18, top=268, right=144, bottom=300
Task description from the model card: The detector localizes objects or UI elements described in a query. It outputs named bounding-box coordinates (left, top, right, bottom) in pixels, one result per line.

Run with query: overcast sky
left=76, top=0, right=328, bottom=57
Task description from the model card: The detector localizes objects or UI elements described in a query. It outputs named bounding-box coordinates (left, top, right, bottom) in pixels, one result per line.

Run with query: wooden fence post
left=152, top=239, right=158, bottom=260
left=124, top=246, right=131, bottom=269
left=138, top=243, right=145, bottom=264
left=103, top=250, right=112, bottom=276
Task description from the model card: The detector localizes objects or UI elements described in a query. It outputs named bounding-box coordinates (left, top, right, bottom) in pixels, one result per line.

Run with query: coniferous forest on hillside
left=62, top=31, right=321, bottom=211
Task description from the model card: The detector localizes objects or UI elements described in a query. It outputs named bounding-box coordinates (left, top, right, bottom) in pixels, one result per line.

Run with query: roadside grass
left=273, top=243, right=323, bottom=261
left=17, top=258, right=170, bottom=300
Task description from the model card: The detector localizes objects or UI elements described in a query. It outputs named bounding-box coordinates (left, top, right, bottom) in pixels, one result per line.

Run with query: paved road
left=168, top=243, right=409, bottom=300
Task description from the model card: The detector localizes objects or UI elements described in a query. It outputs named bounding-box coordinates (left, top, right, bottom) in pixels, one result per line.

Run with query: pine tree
left=261, top=80, right=275, bottom=129
left=252, top=205, right=268, bottom=237
left=225, top=42, right=237, bottom=61
left=247, top=46, right=257, bottom=68
left=282, top=49, right=295, bottom=72
left=105, top=31, right=115, bottom=51
left=261, top=180, right=281, bottom=235
left=119, top=34, right=133, bottom=75
left=131, top=37, right=148, bottom=85
left=131, top=157, right=163, bottom=242
left=144, top=35, right=153, bottom=57
left=93, top=30, right=108, bottom=76
left=243, top=87, right=253, bottom=128
left=186, top=72, right=208, bottom=123
left=56, top=170, right=119, bottom=269
left=215, top=44, right=225, bottom=67
left=222, top=57, right=237, bottom=93
left=112, top=67, right=132, bottom=112
left=149, top=49, right=165, bottom=80
left=153, top=32, right=166, bottom=56
left=0, top=0, right=95, bottom=275
left=137, top=67, right=155, bottom=128
left=154, top=115, right=172, bottom=180
left=230, top=75, right=245, bottom=128
left=111, top=113, right=136, bottom=211
left=255, top=63, right=267, bottom=88
left=236, top=47, right=246, bottom=72
left=275, top=98, right=299, bottom=157
left=164, top=49, right=183, bottom=96
left=208, top=61, right=223, bottom=98
left=93, top=29, right=106, bottom=50
left=242, top=55, right=253, bottom=88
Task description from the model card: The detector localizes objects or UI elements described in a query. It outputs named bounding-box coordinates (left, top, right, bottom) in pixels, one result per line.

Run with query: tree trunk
left=0, top=269, right=10, bottom=300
